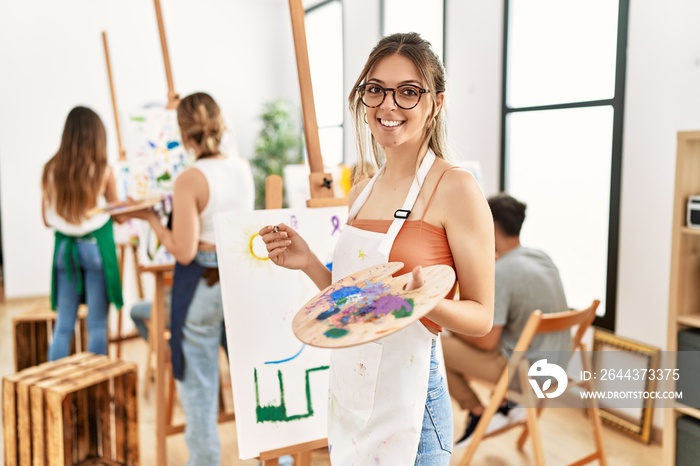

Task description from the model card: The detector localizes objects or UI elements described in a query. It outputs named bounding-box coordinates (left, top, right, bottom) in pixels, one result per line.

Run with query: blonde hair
left=348, top=32, right=449, bottom=184
left=177, top=92, right=225, bottom=157
left=41, top=106, right=107, bottom=224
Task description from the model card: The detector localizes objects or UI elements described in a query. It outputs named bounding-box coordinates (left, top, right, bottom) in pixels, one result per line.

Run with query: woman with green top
left=41, top=106, right=124, bottom=360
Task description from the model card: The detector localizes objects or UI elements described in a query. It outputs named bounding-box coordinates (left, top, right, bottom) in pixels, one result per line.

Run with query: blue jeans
left=130, top=289, right=171, bottom=341
left=177, top=277, right=225, bottom=466
left=415, top=340, right=454, bottom=465
left=49, top=239, right=110, bottom=360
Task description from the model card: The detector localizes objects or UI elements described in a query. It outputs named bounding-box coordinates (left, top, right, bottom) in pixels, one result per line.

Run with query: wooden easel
left=140, top=1, right=240, bottom=465
left=102, top=32, right=126, bottom=163
left=102, top=31, right=145, bottom=358
left=153, top=0, right=179, bottom=108
left=255, top=1, right=348, bottom=464
left=287, top=0, right=347, bottom=209
left=136, top=1, right=180, bottom=465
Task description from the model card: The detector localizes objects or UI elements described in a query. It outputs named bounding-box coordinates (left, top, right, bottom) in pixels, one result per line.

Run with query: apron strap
left=378, top=151, right=436, bottom=257
left=347, top=166, right=384, bottom=221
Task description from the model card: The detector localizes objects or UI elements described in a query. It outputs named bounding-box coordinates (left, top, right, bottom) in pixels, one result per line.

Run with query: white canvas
left=214, top=206, right=347, bottom=459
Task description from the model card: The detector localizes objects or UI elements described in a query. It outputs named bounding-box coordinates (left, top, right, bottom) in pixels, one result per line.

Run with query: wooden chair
left=458, top=300, right=607, bottom=466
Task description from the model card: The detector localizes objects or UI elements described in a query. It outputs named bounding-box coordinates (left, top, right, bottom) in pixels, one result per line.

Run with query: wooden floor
left=0, top=296, right=664, bottom=465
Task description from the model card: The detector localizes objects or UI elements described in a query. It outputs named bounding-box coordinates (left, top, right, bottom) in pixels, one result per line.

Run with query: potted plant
left=250, top=99, right=303, bottom=209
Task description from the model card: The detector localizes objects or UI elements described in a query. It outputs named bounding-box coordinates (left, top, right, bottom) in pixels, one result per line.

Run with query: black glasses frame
left=357, top=83, right=431, bottom=110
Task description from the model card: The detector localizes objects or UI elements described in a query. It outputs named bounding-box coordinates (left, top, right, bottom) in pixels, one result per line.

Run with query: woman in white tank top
left=128, top=92, right=253, bottom=465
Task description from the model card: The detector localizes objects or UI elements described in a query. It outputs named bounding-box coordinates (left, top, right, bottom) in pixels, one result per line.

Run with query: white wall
left=616, top=0, right=700, bottom=349
left=444, top=0, right=503, bottom=197
left=0, top=0, right=299, bottom=298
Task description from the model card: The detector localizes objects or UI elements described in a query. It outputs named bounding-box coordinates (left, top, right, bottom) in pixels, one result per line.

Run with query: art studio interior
left=0, top=0, right=699, bottom=465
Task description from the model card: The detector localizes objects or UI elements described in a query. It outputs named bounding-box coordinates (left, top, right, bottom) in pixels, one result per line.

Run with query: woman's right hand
left=259, top=223, right=312, bottom=271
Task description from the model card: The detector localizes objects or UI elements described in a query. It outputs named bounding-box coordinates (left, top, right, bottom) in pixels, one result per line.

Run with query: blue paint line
left=264, top=343, right=306, bottom=364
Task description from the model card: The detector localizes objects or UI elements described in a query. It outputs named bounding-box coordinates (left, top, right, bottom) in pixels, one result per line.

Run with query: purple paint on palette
left=319, top=281, right=413, bottom=334
left=372, top=294, right=412, bottom=316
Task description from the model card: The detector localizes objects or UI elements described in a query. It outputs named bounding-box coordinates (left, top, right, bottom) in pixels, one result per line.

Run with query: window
left=502, top=0, right=629, bottom=330
left=305, top=0, right=344, bottom=168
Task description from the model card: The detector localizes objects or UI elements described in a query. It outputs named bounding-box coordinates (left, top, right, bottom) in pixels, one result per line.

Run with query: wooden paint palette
left=88, top=196, right=164, bottom=216
left=292, top=262, right=456, bottom=348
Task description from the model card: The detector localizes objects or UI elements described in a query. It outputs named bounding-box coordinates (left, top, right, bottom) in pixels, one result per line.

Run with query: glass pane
left=319, top=126, right=344, bottom=168
left=306, top=2, right=344, bottom=126
left=506, top=106, right=613, bottom=316
left=383, top=0, right=444, bottom=62
left=508, top=0, right=619, bottom=107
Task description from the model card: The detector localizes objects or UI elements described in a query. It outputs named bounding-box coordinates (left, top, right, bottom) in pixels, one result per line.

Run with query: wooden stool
left=12, top=308, right=88, bottom=373
left=2, top=353, right=139, bottom=466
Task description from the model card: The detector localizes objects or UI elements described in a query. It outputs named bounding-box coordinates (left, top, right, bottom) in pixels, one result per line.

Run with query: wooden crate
left=12, top=308, right=88, bottom=372
left=3, top=353, right=98, bottom=466
left=2, top=353, right=139, bottom=466
left=30, top=358, right=118, bottom=466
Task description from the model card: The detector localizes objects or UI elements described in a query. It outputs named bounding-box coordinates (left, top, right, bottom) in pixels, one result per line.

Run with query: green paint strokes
left=392, top=298, right=415, bottom=318
left=254, top=365, right=330, bottom=423
left=156, top=172, right=172, bottom=183
left=324, top=328, right=349, bottom=338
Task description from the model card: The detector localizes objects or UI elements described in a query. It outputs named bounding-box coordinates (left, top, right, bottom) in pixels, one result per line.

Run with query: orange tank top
left=350, top=168, right=459, bottom=332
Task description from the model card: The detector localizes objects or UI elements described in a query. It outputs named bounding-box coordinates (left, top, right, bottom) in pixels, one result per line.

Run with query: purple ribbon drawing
left=331, top=215, right=341, bottom=235
left=290, top=215, right=298, bottom=229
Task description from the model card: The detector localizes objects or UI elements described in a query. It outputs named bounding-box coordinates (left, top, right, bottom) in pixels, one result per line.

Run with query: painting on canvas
left=214, top=206, right=346, bottom=459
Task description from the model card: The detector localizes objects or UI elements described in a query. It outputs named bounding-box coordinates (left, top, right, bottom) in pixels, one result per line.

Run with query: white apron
left=329, top=151, right=437, bottom=465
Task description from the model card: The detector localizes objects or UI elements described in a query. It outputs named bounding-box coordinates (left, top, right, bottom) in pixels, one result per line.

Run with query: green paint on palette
left=324, top=328, right=349, bottom=338
left=392, top=298, right=415, bottom=318
left=130, top=116, right=146, bottom=122
left=392, top=306, right=411, bottom=318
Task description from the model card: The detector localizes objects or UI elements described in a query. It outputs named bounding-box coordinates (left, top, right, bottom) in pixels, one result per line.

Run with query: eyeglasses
left=357, top=83, right=431, bottom=110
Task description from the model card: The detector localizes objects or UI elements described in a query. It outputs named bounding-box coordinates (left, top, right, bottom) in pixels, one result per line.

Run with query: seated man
left=443, top=192, right=571, bottom=448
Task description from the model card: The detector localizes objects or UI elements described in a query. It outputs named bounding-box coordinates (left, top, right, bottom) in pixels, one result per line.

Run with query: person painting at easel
left=261, top=33, right=495, bottom=465
left=127, top=92, right=254, bottom=465
left=42, top=107, right=125, bottom=361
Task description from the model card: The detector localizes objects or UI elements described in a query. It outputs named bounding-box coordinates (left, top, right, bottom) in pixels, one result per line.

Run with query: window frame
left=305, top=0, right=345, bottom=166
left=500, top=0, right=630, bottom=331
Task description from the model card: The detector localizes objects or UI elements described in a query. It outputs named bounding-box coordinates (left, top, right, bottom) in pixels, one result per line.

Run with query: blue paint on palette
left=330, top=286, right=362, bottom=301
left=317, top=307, right=340, bottom=321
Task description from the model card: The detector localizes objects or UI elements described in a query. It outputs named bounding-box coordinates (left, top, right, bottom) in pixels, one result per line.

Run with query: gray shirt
left=495, top=246, right=571, bottom=366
